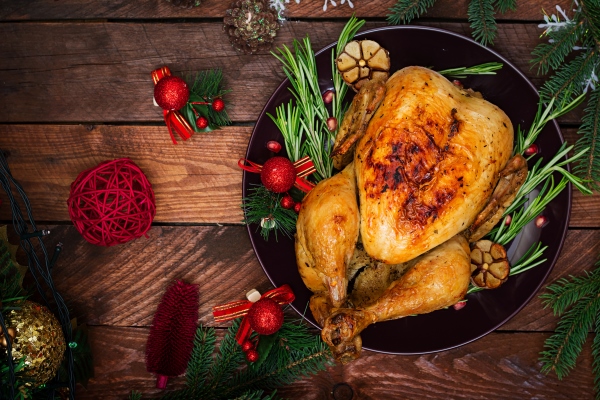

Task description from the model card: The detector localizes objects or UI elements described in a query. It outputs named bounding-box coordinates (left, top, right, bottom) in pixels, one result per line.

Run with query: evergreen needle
left=438, top=62, right=503, bottom=78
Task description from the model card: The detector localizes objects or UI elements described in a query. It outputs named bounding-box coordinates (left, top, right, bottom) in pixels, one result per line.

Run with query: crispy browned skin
left=355, top=66, right=513, bottom=264
left=465, top=154, right=528, bottom=242
left=321, top=234, right=471, bottom=362
left=295, top=163, right=360, bottom=308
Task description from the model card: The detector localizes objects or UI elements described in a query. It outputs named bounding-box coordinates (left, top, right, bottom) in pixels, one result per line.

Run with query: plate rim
left=243, top=24, right=572, bottom=355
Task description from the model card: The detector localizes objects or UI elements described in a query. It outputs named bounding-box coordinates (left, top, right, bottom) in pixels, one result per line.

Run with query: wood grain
left=29, top=224, right=595, bottom=330
left=0, top=0, right=571, bottom=20
left=0, top=21, right=577, bottom=124
left=1, top=126, right=597, bottom=226
left=82, top=326, right=593, bottom=399
left=0, top=125, right=250, bottom=224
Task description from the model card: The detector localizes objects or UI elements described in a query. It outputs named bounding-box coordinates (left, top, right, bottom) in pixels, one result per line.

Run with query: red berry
left=294, top=202, right=301, bottom=214
left=535, top=215, right=548, bottom=228
left=322, top=90, right=334, bottom=104
left=281, top=195, right=295, bottom=209
left=212, top=98, right=225, bottom=112
left=327, top=117, right=338, bottom=131
left=154, top=76, right=189, bottom=110
left=266, top=140, right=282, bottom=153
left=242, top=340, right=254, bottom=352
left=246, top=349, right=259, bottom=362
left=453, top=301, right=467, bottom=311
left=260, top=157, right=296, bottom=193
left=504, top=215, right=512, bottom=226
left=196, top=116, right=209, bottom=129
left=524, top=144, right=539, bottom=156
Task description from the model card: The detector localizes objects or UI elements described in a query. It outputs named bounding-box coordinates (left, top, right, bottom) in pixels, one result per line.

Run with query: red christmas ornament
left=67, top=158, right=156, bottom=247
left=261, top=157, right=296, bottom=193
left=145, top=280, right=199, bottom=389
left=247, top=298, right=284, bottom=335
left=196, top=116, right=209, bottom=129
left=242, top=340, right=254, bottom=352
left=280, top=195, right=295, bottom=210
left=246, top=349, right=259, bottom=363
left=212, top=98, right=225, bottom=112
left=154, top=76, right=190, bottom=111
left=294, top=202, right=302, bottom=214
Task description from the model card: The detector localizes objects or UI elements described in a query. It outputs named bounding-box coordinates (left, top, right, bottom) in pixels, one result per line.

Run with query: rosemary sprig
left=437, top=62, right=503, bottom=78
left=514, top=93, right=586, bottom=156
left=271, top=37, right=332, bottom=181
left=331, top=15, right=365, bottom=137
left=268, top=102, right=302, bottom=162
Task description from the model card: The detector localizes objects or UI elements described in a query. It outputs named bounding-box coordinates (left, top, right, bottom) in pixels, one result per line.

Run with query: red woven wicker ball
left=67, top=158, right=156, bottom=247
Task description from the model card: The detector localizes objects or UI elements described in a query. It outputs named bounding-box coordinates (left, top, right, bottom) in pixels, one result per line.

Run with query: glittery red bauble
left=294, top=202, right=302, bottom=214
left=154, top=76, right=189, bottom=110
left=212, top=98, right=225, bottom=112
left=246, top=349, right=259, bottom=363
left=241, top=340, right=254, bottom=352
left=280, top=195, right=294, bottom=210
left=260, top=157, right=295, bottom=193
left=196, top=116, right=208, bottom=129
left=247, top=298, right=284, bottom=335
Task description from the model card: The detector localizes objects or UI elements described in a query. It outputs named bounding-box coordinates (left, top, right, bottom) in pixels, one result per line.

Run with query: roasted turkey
left=295, top=66, right=526, bottom=362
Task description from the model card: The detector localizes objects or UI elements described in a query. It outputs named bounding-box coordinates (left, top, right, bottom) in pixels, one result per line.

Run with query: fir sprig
left=387, top=0, right=514, bottom=46
left=387, top=0, right=436, bottom=27
left=468, top=0, right=498, bottom=46
left=241, top=185, right=298, bottom=241
left=532, top=2, right=600, bottom=191
left=181, top=69, right=232, bottom=133
left=540, top=260, right=600, bottom=382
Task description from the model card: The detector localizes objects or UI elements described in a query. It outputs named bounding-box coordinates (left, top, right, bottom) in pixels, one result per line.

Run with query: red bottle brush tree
left=145, top=280, right=199, bottom=389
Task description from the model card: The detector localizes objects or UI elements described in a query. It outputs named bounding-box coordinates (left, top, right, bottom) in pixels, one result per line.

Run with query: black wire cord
left=0, top=150, right=75, bottom=399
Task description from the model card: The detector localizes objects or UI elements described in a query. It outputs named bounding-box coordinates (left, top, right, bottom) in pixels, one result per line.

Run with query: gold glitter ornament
left=3, top=300, right=66, bottom=387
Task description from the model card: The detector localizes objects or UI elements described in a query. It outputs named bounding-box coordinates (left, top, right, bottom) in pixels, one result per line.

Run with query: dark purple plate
left=243, top=26, right=569, bottom=354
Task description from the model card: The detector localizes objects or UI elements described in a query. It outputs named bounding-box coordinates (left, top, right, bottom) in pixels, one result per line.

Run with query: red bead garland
left=67, top=158, right=156, bottom=247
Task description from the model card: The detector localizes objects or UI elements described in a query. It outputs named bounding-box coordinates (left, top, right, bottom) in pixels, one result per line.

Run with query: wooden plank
left=0, top=0, right=571, bottom=20
left=33, top=225, right=597, bottom=329
left=0, top=21, right=575, bottom=124
left=82, top=326, right=593, bottom=399
left=0, top=125, right=250, bottom=224
left=0, top=125, right=596, bottom=226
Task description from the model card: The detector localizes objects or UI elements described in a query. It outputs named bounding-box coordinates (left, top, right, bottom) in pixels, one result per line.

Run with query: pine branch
left=540, top=289, right=600, bottom=379
left=206, top=319, right=246, bottom=392
left=468, top=0, right=497, bottom=46
left=540, top=50, right=598, bottom=103
left=593, top=316, right=600, bottom=398
left=186, top=325, right=216, bottom=392
left=574, top=87, right=600, bottom=191
left=241, top=185, right=298, bottom=241
left=494, top=0, right=516, bottom=13
left=541, top=262, right=600, bottom=315
left=387, top=0, right=436, bottom=25
left=531, top=20, right=582, bottom=75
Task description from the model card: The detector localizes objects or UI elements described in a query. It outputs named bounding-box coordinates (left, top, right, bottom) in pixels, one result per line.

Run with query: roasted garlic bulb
left=470, top=240, right=510, bottom=289
left=336, top=40, right=390, bottom=91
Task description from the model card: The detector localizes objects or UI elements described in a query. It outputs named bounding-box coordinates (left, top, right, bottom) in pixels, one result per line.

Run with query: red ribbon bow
left=238, top=156, right=316, bottom=192
left=213, top=285, right=295, bottom=345
left=151, top=66, right=194, bottom=145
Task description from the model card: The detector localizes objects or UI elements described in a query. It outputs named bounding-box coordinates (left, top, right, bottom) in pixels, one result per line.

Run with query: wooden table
left=0, top=0, right=598, bottom=398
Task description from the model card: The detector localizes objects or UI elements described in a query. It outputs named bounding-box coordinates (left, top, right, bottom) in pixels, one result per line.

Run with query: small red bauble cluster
left=261, top=157, right=296, bottom=193
left=154, top=76, right=189, bottom=111
left=280, top=195, right=302, bottom=214
left=212, top=98, right=225, bottom=112
left=196, top=116, right=209, bottom=129
left=247, top=298, right=284, bottom=336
